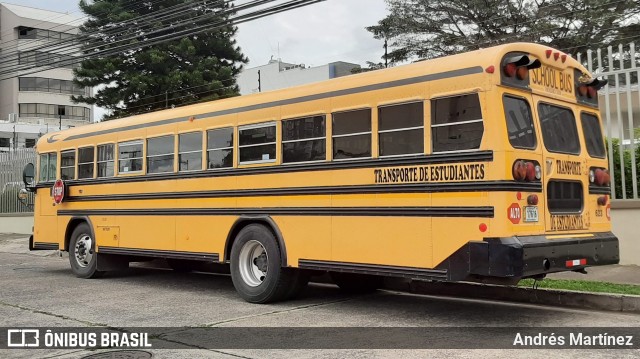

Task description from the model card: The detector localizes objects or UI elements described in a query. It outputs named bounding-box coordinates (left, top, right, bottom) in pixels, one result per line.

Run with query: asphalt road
left=0, top=235, right=639, bottom=359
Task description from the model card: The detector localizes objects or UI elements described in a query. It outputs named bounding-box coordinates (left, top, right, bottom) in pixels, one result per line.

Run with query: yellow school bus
left=25, top=42, right=618, bottom=303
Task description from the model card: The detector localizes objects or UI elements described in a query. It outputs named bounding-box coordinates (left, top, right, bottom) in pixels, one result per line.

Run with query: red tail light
left=504, top=63, right=517, bottom=77
left=527, top=194, right=539, bottom=205
left=516, top=66, right=529, bottom=80
left=594, top=169, right=606, bottom=186
left=598, top=195, right=608, bottom=206
left=578, top=85, right=588, bottom=97
left=513, top=160, right=526, bottom=181
left=525, top=162, right=536, bottom=181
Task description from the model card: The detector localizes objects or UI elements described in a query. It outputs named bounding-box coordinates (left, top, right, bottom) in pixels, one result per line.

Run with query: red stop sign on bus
left=52, top=179, right=65, bottom=204
left=508, top=203, right=521, bottom=224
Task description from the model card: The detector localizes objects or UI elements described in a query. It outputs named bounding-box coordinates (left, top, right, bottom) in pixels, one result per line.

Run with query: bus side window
left=238, top=123, right=276, bottom=164
left=97, top=144, right=115, bottom=177
left=282, top=115, right=326, bottom=163
left=48, top=153, right=57, bottom=181
left=432, top=94, right=484, bottom=153
left=60, top=150, right=76, bottom=180
left=38, top=153, right=49, bottom=182
left=77, top=146, right=95, bottom=179
left=378, top=102, right=424, bottom=157
left=118, top=140, right=143, bottom=174
left=207, top=127, right=234, bottom=169
left=332, top=109, right=371, bottom=160
left=179, top=132, right=203, bottom=171
left=147, top=135, right=175, bottom=174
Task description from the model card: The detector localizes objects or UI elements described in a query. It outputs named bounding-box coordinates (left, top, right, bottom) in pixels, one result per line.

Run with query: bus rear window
left=581, top=113, right=606, bottom=158
left=538, top=103, right=580, bottom=155
left=503, top=96, right=536, bottom=149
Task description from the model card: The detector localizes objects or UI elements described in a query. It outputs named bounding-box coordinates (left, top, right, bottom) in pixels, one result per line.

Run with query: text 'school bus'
left=23, top=42, right=618, bottom=303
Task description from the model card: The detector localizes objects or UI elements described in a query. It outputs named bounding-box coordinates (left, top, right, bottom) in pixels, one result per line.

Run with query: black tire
left=330, top=272, right=382, bottom=293
left=230, top=224, right=302, bottom=303
left=166, top=258, right=199, bottom=272
left=68, top=223, right=104, bottom=279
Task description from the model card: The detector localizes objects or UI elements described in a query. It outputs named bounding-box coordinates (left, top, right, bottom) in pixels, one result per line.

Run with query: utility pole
left=258, top=70, right=262, bottom=92
left=384, top=38, right=388, bottom=68
left=165, top=91, right=169, bottom=109
left=59, top=114, right=62, bottom=130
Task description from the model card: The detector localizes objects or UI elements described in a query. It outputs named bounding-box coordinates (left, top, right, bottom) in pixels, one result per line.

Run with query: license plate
left=524, top=206, right=538, bottom=222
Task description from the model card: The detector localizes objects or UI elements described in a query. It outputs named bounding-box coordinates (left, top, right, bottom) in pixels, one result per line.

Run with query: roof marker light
left=545, top=50, right=552, bottom=58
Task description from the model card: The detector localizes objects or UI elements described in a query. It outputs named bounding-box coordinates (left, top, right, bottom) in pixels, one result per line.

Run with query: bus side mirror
left=23, top=163, right=35, bottom=191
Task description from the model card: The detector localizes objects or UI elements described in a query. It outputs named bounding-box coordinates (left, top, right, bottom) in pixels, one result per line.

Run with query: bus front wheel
left=69, top=223, right=104, bottom=279
left=230, top=224, right=305, bottom=303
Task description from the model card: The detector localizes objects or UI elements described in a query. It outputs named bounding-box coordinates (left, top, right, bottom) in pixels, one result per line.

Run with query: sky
left=12, top=0, right=389, bottom=119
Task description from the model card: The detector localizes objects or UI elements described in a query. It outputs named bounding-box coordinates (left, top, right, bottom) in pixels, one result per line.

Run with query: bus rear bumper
left=444, top=232, right=620, bottom=281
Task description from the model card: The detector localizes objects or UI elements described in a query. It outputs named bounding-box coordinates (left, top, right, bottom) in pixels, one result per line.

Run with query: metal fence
left=0, top=149, right=36, bottom=213
left=577, top=42, right=640, bottom=200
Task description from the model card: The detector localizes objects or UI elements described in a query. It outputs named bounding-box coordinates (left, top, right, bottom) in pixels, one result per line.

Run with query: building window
left=19, top=51, right=76, bottom=69
left=207, top=128, right=233, bottom=169
left=19, top=103, right=90, bottom=121
left=379, top=102, right=424, bottom=156
left=0, top=138, right=9, bottom=147
left=77, top=146, right=94, bottom=179
left=432, top=94, right=484, bottom=153
left=282, top=115, right=326, bottom=163
left=118, top=140, right=143, bottom=174
left=25, top=138, right=36, bottom=148
left=332, top=109, right=371, bottom=160
left=60, top=150, right=76, bottom=180
left=38, top=153, right=57, bottom=182
left=238, top=123, right=276, bottom=164
left=97, top=144, right=115, bottom=177
left=179, top=132, right=202, bottom=172
left=503, top=96, right=536, bottom=149
left=19, top=77, right=88, bottom=96
left=18, top=27, right=74, bottom=41
left=147, top=135, right=174, bottom=174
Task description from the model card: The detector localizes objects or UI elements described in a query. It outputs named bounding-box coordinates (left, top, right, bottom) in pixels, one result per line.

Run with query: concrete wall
left=0, top=213, right=33, bottom=234
left=611, top=200, right=640, bottom=265
left=1, top=205, right=638, bottom=265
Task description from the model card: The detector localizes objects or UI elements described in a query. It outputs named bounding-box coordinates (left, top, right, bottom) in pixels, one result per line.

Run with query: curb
left=383, top=279, right=640, bottom=313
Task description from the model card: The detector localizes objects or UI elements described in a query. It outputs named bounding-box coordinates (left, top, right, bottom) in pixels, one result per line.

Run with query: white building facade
left=237, top=58, right=360, bottom=95
left=0, top=3, right=91, bottom=152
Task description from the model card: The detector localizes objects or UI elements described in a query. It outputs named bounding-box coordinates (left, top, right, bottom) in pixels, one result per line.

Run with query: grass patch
left=518, top=278, right=640, bottom=295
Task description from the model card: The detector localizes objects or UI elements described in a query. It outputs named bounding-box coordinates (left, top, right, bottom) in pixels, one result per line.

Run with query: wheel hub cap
left=74, top=235, right=93, bottom=268
left=238, top=240, right=268, bottom=287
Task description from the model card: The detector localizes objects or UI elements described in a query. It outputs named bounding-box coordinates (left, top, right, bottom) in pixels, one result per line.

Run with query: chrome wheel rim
left=74, top=235, right=94, bottom=268
left=238, top=240, right=268, bottom=287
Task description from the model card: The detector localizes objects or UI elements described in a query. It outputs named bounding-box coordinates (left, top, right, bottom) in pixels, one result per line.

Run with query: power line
left=0, top=0, right=224, bottom=64
left=0, top=0, right=267, bottom=78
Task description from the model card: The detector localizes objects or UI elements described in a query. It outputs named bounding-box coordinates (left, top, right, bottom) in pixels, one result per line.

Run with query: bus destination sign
left=530, top=64, right=574, bottom=97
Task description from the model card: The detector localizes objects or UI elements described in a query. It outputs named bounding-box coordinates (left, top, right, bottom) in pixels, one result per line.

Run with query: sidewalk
left=1, top=232, right=639, bottom=286
left=547, top=264, right=640, bottom=286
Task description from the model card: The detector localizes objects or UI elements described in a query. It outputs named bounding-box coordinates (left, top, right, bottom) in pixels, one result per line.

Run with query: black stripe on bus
left=65, top=181, right=542, bottom=202
left=588, top=185, right=611, bottom=195
left=36, top=151, right=493, bottom=188
left=98, top=247, right=218, bottom=261
left=32, top=243, right=59, bottom=250
left=297, top=259, right=448, bottom=281
left=62, top=66, right=484, bottom=142
left=58, top=206, right=494, bottom=218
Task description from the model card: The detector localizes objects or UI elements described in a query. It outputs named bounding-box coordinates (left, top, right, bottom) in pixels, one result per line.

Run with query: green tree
left=73, top=0, right=248, bottom=120
left=368, top=0, right=640, bottom=63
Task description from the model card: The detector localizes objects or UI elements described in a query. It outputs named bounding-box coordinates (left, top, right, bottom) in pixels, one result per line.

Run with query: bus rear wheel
left=230, top=224, right=305, bottom=303
left=69, top=223, right=104, bottom=279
